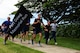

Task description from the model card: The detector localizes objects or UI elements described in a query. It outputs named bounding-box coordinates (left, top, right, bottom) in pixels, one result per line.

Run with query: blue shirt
left=2, top=21, right=12, bottom=28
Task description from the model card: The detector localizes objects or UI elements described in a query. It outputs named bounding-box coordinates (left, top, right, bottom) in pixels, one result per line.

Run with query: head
left=54, top=20, right=57, bottom=23
left=47, top=21, right=50, bottom=25
left=37, top=14, right=41, bottom=19
left=7, top=17, right=10, bottom=21
left=52, top=20, right=56, bottom=23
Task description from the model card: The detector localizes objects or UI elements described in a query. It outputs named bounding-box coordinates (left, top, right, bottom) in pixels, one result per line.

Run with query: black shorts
left=21, top=25, right=29, bottom=33
left=0, top=29, right=2, bottom=32
left=3, top=28, right=8, bottom=34
left=33, top=28, right=42, bottom=34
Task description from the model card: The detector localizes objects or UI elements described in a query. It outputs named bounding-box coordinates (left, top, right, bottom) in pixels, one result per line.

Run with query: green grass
left=0, top=37, right=43, bottom=53
left=35, top=35, right=80, bottom=50
left=57, top=37, right=80, bottom=50
left=48, top=37, right=80, bottom=50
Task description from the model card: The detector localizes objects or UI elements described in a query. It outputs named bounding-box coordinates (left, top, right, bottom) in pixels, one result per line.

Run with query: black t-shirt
left=34, top=18, right=42, bottom=29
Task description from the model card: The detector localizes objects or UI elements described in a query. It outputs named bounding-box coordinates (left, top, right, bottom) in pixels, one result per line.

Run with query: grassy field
left=0, top=36, right=80, bottom=53
left=0, top=37, right=43, bottom=53
left=35, top=35, right=80, bottom=50
left=16, top=34, right=80, bottom=50
left=57, top=37, right=80, bottom=50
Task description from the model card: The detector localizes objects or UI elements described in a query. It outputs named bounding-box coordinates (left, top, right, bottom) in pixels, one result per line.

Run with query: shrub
left=57, top=23, right=80, bottom=38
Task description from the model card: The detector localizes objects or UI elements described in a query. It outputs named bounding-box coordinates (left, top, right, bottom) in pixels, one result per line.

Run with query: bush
left=57, top=23, right=80, bottom=38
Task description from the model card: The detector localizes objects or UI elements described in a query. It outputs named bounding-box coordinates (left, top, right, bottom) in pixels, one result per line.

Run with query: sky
left=0, top=0, right=18, bottom=25
left=0, top=0, right=47, bottom=25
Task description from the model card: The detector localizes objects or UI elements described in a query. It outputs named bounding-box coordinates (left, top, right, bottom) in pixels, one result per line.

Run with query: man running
left=20, top=18, right=30, bottom=43
left=49, top=20, right=58, bottom=45
left=2, top=17, right=12, bottom=44
left=31, top=14, right=43, bottom=46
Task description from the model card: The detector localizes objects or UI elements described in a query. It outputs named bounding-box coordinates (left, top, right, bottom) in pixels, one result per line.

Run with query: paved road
left=11, top=38, right=80, bottom=53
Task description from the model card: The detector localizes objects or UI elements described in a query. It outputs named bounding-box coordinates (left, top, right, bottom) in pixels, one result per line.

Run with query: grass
left=1, top=35, right=80, bottom=53
left=35, top=35, right=80, bottom=50
left=48, top=37, right=80, bottom=50
left=0, top=37, right=43, bottom=53
left=16, top=34, right=80, bottom=50
left=56, top=37, right=80, bottom=50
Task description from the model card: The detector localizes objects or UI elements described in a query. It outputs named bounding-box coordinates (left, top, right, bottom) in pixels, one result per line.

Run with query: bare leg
left=26, top=32, right=29, bottom=40
left=31, top=33, right=36, bottom=45
left=4, top=34, right=9, bottom=45
left=38, top=33, right=42, bottom=44
left=20, top=33, right=23, bottom=42
left=26, top=31, right=30, bottom=43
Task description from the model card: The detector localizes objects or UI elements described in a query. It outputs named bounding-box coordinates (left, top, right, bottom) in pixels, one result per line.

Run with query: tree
left=12, top=0, right=80, bottom=38
left=13, top=0, right=80, bottom=23
left=42, top=0, right=80, bottom=23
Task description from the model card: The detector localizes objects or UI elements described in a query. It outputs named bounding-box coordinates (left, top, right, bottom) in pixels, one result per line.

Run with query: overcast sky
left=0, top=0, right=18, bottom=25
left=0, top=0, right=47, bottom=25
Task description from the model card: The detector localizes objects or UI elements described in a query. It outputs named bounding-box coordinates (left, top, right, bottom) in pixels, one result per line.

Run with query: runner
left=20, top=18, right=30, bottom=43
left=2, top=17, right=12, bottom=44
left=43, top=21, right=50, bottom=44
left=31, top=14, right=43, bottom=46
left=48, top=20, right=58, bottom=45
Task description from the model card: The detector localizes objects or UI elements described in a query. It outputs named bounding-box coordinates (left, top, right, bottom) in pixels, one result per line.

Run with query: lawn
left=0, top=37, right=43, bottom=53
left=35, top=35, right=80, bottom=50
left=48, top=37, right=80, bottom=50
left=57, top=37, right=80, bottom=50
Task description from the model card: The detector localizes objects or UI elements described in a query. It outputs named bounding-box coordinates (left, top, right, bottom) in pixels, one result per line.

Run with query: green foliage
left=42, top=0, right=57, bottom=8
left=57, top=23, right=80, bottom=38
left=11, top=11, right=17, bottom=14
left=13, top=0, right=80, bottom=23
left=15, top=0, right=29, bottom=6
left=42, top=0, right=80, bottom=23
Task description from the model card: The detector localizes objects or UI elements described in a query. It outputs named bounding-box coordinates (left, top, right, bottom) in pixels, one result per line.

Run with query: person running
left=43, top=21, right=50, bottom=44
left=20, top=18, right=30, bottom=43
left=48, top=20, right=58, bottom=45
left=31, top=14, right=43, bottom=46
left=2, top=17, right=12, bottom=44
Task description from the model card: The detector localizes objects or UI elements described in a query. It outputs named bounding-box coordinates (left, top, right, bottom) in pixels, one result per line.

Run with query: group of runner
left=0, top=14, right=58, bottom=46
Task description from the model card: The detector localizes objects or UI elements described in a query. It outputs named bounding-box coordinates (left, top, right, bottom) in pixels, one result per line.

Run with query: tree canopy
left=13, top=0, right=80, bottom=23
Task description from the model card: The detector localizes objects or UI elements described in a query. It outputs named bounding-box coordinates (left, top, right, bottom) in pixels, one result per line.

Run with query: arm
left=33, top=19, right=40, bottom=24
left=44, top=25, right=48, bottom=31
left=33, top=20, right=39, bottom=24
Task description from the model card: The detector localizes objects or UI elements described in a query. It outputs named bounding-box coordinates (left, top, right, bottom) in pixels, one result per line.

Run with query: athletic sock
left=32, top=39, right=34, bottom=45
left=38, top=40, right=42, bottom=47
left=39, top=40, right=40, bottom=44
